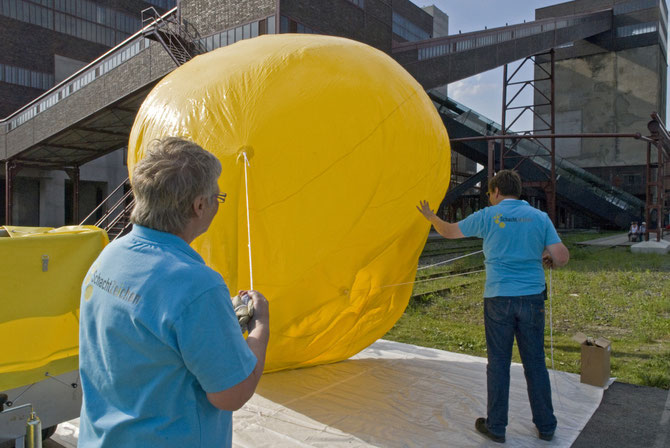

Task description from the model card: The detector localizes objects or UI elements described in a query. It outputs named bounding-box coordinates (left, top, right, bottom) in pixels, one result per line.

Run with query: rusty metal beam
left=451, top=133, right=644, bottom=143
left=501, top=50, right=556, bottom=222
left=4, top=161, right=21, bottom=225
left=4, top=161, right=10, bottom=225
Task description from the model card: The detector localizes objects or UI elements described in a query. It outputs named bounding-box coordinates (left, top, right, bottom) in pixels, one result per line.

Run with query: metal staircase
left=141, top=7, right=206, bottom=66
left=80, top=179, right=134, bottom=241
left=431, top=92, right=645, bottom=227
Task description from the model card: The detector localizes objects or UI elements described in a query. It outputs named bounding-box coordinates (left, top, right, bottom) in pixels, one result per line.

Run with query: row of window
left=53, top=0, right=140, bottom=33
left=54, top=11, right=127, bottom=46
left=8, top=37, right=149, bottom=129
left=0, top=0, right=144, bottom=46
left=616, top=21, right=658, bottom=37
left=201, top=16, right=276, bottom=52
left=613, top=0, right=667, bottom=40
left=417, top=15, right=600, bottom=61
left=0, top=63, right=54, bottom=90
left=392, top=11, right=430, bottom=42
left=201, top=15, right=323, bottom=55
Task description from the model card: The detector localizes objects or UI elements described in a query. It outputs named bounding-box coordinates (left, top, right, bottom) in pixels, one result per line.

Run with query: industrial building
left=0, top=0, right=176, bottom=225
left=1, top=0, right=668, bottom=230
left=536, top=0, right=668, bottom=200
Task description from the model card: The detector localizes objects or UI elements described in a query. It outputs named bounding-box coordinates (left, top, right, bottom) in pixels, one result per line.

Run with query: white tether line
left=417, top=249, right=483, bottom=271
left=239, top=151, right=254, bottom=290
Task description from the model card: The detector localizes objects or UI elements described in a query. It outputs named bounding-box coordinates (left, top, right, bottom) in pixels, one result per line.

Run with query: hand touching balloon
left=416, top=200, right=436, bottom=221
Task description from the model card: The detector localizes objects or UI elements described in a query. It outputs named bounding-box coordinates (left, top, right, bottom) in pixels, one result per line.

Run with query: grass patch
left=384, top=231, right=670, bottom=390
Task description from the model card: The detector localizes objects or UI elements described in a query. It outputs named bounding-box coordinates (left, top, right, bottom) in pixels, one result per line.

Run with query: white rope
left=417, top=249, right=484, bottom=270
left=381, top=268, right=486, bottom=289
left=549, top=268, right=554, bottom=370
left=548, top=267, right=564, bottom=410
left=240, top=151, right=254, bottom=290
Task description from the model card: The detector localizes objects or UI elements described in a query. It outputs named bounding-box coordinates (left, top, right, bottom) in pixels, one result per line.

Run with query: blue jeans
left=484, top=293, right=557, bottom=437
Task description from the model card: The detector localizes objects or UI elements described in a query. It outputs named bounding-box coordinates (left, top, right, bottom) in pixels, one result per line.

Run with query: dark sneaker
left=539, top=431, right=554, bottom=441
left=475, top=417, right=505, bottom=443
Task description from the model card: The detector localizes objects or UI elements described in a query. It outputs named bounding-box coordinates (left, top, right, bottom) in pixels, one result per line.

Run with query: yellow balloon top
left=128, top=34, right=450, bottom=371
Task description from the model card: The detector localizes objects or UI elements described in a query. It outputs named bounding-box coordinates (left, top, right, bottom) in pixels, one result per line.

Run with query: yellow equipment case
left=0, top=226, right=108, bottom=392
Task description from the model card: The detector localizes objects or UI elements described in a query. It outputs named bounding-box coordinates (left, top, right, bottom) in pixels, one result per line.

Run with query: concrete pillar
left=39, top=171, right=66, bottom=227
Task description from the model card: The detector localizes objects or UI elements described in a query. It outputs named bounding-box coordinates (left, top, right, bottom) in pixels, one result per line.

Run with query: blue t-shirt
left=458, top=199, right=561, bottom=298
left=79, top=225, right=257, bottom=448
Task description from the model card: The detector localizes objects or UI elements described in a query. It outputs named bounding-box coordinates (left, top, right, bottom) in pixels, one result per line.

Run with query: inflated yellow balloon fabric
left=128, top=35, right=450, bottom=372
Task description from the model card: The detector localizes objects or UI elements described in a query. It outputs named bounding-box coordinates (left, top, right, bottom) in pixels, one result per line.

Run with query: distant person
left=79, top=137, right=270, bottom=447
left=639, top=221, right=647, bottom=241
left=628, top=221, right=639, bottom=242
left=417, top=170, right=569, bottom=443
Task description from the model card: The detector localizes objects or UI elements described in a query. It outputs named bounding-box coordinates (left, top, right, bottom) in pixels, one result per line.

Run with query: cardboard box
left=573, top=332, right=611, bottom=387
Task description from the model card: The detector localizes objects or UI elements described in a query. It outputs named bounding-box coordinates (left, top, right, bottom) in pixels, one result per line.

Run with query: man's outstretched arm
left=416, top=200, right=465, bottom=239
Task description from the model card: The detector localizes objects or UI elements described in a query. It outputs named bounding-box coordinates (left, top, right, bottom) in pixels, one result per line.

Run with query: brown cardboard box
left=573, top=332, right=611, bottom=387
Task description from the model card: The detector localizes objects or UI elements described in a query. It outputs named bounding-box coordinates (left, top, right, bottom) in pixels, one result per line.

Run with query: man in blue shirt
left=418, top=170, right=569, bottom=444
left=79, top=137, right=270, bottom=447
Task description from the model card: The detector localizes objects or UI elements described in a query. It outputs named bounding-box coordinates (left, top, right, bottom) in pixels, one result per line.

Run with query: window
left=0, top=0, right=147, bottom=46
left=616, top=22, right=658, bottom=37
left=200, top=16, right=277, bottom=51
left=346, top=0, right=364, bottom=8
left=0, top=63, right=54, bottom=90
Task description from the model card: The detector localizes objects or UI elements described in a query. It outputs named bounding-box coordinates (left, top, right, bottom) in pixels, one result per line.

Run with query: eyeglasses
left=215, top=193, right=227, bottom=204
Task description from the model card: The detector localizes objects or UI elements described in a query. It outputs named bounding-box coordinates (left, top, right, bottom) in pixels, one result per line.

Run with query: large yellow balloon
left=128, top=34, right=450, bottom=372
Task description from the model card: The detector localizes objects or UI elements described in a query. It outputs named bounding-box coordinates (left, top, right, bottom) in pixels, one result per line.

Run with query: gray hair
left=130, top=137, right=222, bottom=234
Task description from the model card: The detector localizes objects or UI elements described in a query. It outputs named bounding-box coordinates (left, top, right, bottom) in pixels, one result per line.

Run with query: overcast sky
left=409, top=0, right=669, bottom=130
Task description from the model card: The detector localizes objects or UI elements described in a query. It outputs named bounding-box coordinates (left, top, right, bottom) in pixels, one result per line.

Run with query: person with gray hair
left=78, top=137, right=270, bottom=447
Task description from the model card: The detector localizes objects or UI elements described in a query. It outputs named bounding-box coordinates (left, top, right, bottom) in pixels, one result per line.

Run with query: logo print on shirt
left=84, top=264, right=98, bottom=301
left=493, top=214, right=534, bottom=229
left=84, top=267, right=142, bottom=305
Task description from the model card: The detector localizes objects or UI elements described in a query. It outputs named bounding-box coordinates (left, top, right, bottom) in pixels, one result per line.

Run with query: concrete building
left=2, top=0, right=665, bottom=229
left=1, top=0, right=445, bottom=226
left=535, top=0, right=668, bottom=200
left=422, top=4, right=448, bottom=38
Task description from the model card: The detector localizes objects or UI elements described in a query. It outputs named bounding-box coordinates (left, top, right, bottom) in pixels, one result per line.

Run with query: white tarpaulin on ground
left=53, top=340, right=603, bottom=447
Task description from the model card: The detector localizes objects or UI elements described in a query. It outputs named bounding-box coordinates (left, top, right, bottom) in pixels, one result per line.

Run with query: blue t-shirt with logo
left=79, top=225, right=257, bottom=448
left=457, top=199, right=561, bottom=298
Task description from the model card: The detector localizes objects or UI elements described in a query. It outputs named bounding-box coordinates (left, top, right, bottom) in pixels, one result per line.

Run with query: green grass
left=384, top=232, right=670, bottom=390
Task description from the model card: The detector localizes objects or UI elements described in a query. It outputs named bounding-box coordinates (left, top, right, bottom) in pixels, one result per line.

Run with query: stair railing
left=80, top=178, right=129, bottom=226
left=80, top=178, right=134, bottom=240
left=141, top=7, right=205, bottom=66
